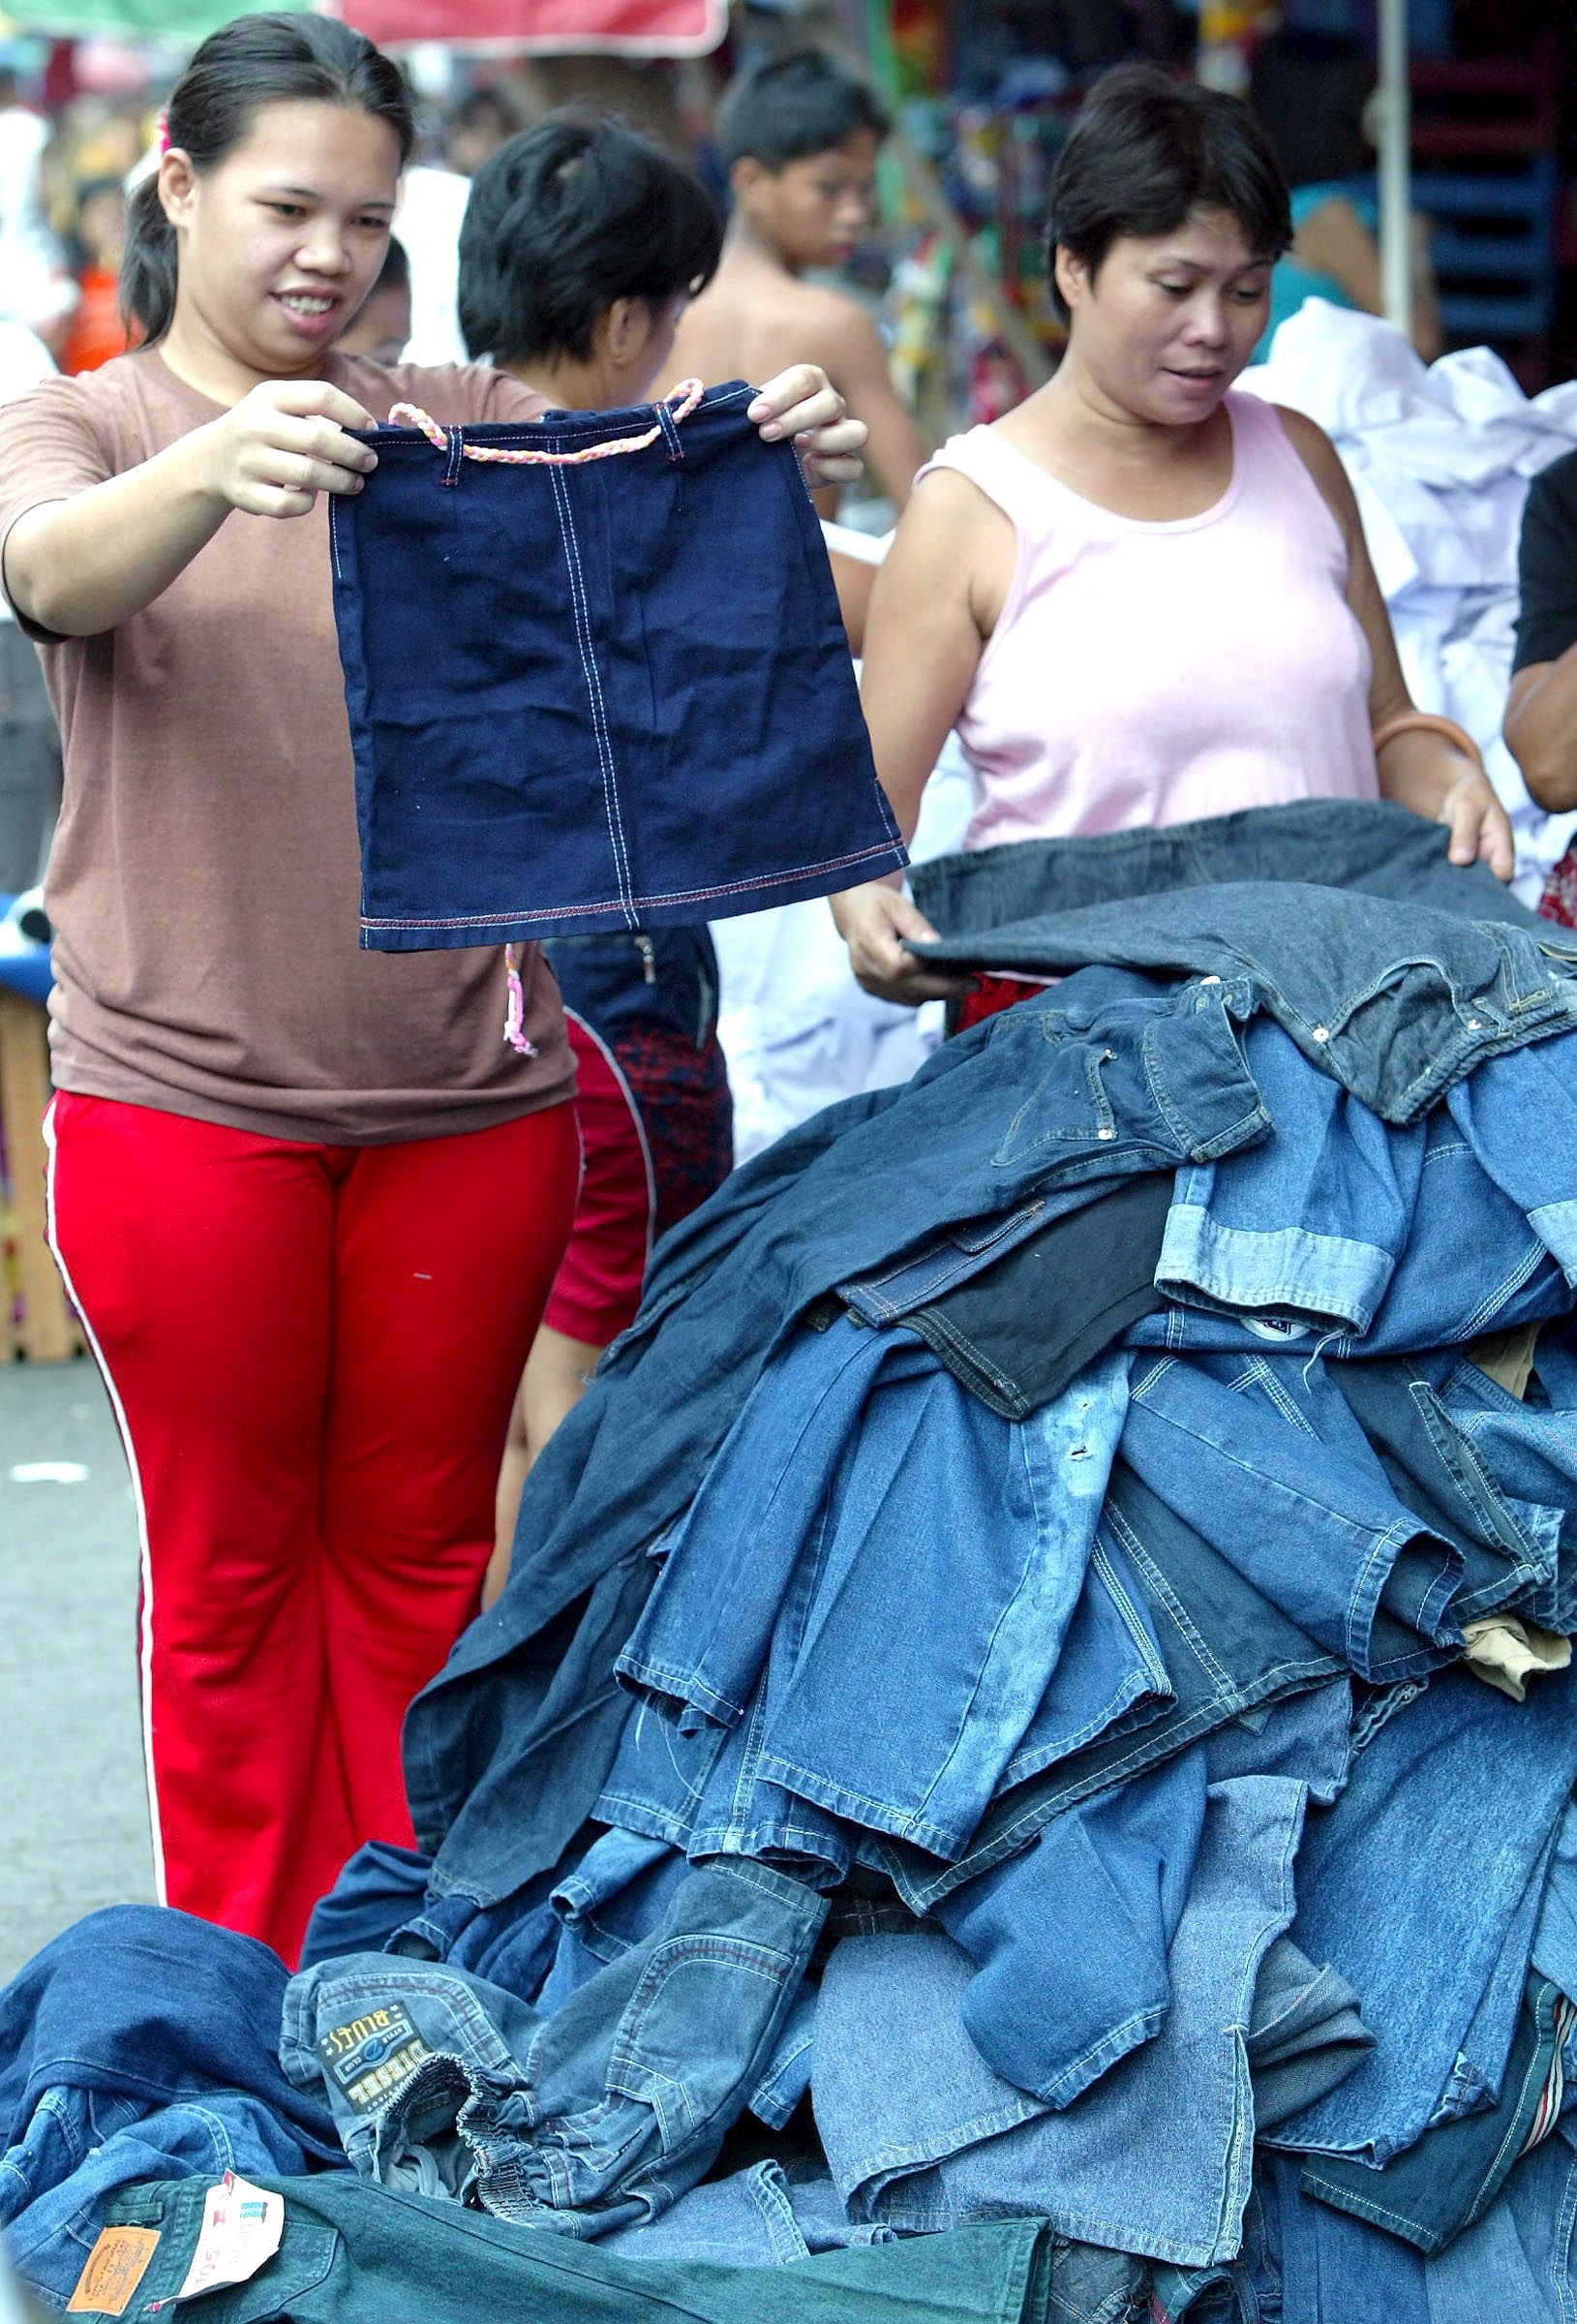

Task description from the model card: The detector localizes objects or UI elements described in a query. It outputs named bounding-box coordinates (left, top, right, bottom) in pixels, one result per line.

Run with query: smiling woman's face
left=1055, top=204, right=1274, bottom=425
left=162, top=98, right=400, bottom=380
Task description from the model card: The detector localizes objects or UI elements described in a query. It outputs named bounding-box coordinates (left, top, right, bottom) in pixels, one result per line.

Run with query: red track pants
left=45, top=1089, right=580, bottom=1967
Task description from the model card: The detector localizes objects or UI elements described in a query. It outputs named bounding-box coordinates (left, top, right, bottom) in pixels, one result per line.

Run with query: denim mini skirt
left=330, top=380, right=905, bottom=951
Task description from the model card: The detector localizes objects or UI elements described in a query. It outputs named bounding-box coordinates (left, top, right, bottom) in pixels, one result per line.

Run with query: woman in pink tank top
left=833, top=64, right=1512, bottom=1006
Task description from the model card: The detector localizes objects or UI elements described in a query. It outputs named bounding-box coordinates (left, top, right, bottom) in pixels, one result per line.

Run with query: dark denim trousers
left=89, top=2170, right=1056, bottom=2324
left=332, top=382, right=905, bottom=948
left=878, top=1462, right=1345, bottom=1911
left=919, top=881, right=1577, bottom=1124
left=545, top=923, right=720, bottom=1049
left=406, top=971, right=1269, bottom=1907
left=1300, top=1973, right=1576, bottom=2255
left=615, top=1324, right=1128, bottom=1863
left=1255, top=2129, right=1577, bottom=2324
left=0, top=1907, right=343, bottom=2308
left=282, top=1860, right=826, bottom=2236
left=910, top=799, right=1539, bottom=935
left=1132, top=1042, right=1577, bottom=1359
left=1269, top=1661, right=1577, bottom=2165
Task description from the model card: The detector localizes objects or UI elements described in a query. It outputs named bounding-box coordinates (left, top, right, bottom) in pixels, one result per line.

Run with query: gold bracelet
left=1371, top=711, right=1485, bottom=773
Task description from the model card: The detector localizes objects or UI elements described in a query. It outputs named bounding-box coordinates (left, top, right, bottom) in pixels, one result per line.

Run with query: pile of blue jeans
left=11, top=798, right=1577, bottom=2323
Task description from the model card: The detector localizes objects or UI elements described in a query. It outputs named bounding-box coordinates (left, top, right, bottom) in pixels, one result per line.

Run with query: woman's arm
left=831, top=468, right=999, bottom=1004
left=1276, top=404, right=1514, bottom=879
left=1504, top=656, right=1577, bottom=811
left=4, top=378, right=379, bottom=638
left=1291, top=196, right=1443, bottom=362
left=1501, top=464, right=1577, bottom=810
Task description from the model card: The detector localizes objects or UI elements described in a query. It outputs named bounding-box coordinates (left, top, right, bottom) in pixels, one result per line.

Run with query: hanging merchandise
left=329, top=382, right=906, bottom=950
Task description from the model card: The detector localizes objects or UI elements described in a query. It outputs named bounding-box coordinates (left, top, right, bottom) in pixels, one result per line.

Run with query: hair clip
left=156, top=107, right=171, bottom=156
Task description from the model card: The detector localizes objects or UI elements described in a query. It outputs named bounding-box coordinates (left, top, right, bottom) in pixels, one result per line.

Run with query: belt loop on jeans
left=655, top=399, right=685, bottom=464
left=441, top=426, right=465, bottom=488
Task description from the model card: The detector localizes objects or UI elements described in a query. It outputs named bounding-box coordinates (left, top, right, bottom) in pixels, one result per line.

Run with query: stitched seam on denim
left=905, top=1307, right=1017, bottom=1397
left=844, top=1207, right=1044, bottom=1318
left=1124, top=1391, right=1438, bottom=1674
left=329, top=493, right=345, bottom=583
left=548, top=460, right=635, bottom=925
left=614, top=1658, right=743, bottom=1727
left=358, top=837, right=907, bottom=931
left=1007, top=2199, right=1221, bottom=2274
left=1241, top=1358, right=1320, bottom=1441
left=905, top=1404, right=1088, bottom=1825
left=889, top=1658, right=1337, bottom=1907
left=745, top=2163, right=807, bottom=2262
left=1001, top=1668, right=1159, bottom=1787
left=1409, top=1377, right=1540, bottom=1563
left=1472, top=1994, right=1562, bottom=2214
left=1038, top=2001, right=1167, bottom=2109
left=1556, top=2131, right=1577, bottom=2324
left=753, top=1752, right=962, bottom=1856
left=1159, top=1220, right=1390, bottom=1330
left=1210, top=1795, right=1305, bottom=2257
left=1453, top=1236, right=1548, bottom=1342
left=607, top=1941, right=803, bottom=2090
left=592, top=1798, right=693, bottom=1849
left=840, top=2095, right=1046, bottom=2186
left=1344, top=1517, right=1424, bottom=1671
left=753, top=2028, right=813, bottom=2111
left=303, top=1966, right=521, bottom=2080
left=1086, top=1536, right=1172, bottom=1690
left=1139, top=1008, right=1238, bottom=1160
left=405, top=383, right=755, bottom=454
left=689, top=1821, right=849, bottom=1866
left=1104, top=1500, right=1232, bottom=1691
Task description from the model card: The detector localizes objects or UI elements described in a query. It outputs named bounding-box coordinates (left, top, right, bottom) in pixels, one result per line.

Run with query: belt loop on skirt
left=441, top=425, right=465, bottom=488
left=655, top=399, right=685, bottom=464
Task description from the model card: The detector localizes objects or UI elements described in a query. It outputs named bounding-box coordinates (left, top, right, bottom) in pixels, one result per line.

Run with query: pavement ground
left=1, top=1356, right=155, bottom=1983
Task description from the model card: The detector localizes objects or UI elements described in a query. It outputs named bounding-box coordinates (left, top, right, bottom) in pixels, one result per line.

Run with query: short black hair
left=371, top=232, right=409, bottom=293
left=459, top=110, right=723, bottom=366
left=716, top=46, right=889, bottom=173
left=1045, top=63, right=1291, bottom=320
left=1249, top=29, right=1371, bottom=190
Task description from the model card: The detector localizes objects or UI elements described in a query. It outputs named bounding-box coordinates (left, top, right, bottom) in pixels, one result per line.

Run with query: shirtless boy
left=670, top=46, right=928, bottom=519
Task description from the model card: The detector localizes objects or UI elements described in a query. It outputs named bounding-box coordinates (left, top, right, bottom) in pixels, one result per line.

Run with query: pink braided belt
left=386, top=378, right=706, bottom=468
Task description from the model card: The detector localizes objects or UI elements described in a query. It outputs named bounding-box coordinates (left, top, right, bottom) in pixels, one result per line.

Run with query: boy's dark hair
left=121, top=12, right=413, bottom=344
left=715, top=46, right=889, bottom=173
left=459, top=110, right=722, bottom=366
left=1045, top=62, right=1291, bottom=319
left=372, top=231, right=409, bottom=293
left=1249, top=29, right=1372, bottom=190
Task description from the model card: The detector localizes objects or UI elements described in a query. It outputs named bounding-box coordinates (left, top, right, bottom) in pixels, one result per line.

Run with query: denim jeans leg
left=1270, top=1661, right=1577, bottom=2162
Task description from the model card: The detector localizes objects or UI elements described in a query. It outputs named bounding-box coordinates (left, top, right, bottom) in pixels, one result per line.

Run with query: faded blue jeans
left=282, top=1858, right=826, bottom=2235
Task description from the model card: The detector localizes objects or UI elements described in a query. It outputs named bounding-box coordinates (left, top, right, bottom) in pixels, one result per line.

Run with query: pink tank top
left=920, top=392, right=1379, bottom=852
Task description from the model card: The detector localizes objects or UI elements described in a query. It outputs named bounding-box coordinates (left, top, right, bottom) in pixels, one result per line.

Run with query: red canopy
left=334, top=0, right=726, bottom=52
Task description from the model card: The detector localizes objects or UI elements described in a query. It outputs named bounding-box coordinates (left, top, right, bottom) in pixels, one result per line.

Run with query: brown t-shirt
left=0, top=348, right=573, bottom=1144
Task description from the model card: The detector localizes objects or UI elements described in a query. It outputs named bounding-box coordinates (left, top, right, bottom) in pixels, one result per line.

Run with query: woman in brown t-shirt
left=0, top=10, right=866, bottom=1969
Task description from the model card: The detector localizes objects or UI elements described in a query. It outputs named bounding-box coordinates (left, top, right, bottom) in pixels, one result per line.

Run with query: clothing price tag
left=174, top=2174, right=284, bottom=2302
left=66, top=2225, right=161, bottom=2314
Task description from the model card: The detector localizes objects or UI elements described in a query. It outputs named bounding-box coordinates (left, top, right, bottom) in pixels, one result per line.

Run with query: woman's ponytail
left=119, top=173, right=180, bottom=342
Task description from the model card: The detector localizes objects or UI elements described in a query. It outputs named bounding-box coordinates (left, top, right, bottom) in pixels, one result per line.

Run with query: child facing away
left=669, top=46, right=928, bottom=515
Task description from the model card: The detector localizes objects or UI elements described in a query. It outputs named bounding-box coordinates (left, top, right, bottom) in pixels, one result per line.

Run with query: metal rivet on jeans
left=1097, top=1127, right=1115, bottom=1140
left=1312, top=1025, right=1330, bottom=1042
